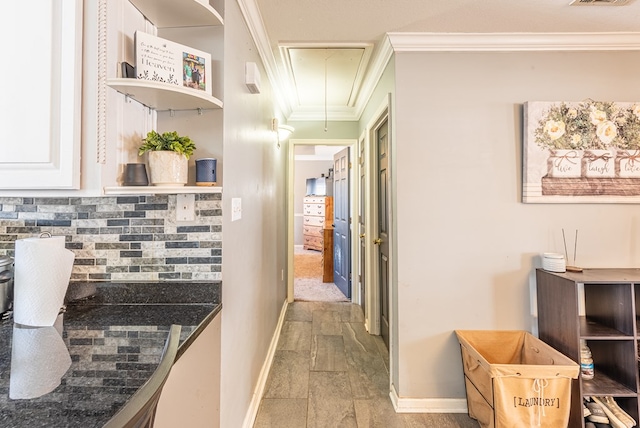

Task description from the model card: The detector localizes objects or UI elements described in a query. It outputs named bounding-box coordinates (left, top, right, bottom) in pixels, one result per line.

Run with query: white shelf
left=104, top=186, right=222, bottom=195
left=128, top=0, right=223, bottom=27
left=107, top=78, right=223, bottom=111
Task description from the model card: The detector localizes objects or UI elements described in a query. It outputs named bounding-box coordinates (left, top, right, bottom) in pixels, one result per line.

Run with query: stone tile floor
left=254, top=301, right=480, bottom=427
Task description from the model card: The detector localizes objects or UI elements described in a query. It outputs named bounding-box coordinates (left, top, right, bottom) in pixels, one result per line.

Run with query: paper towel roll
left=10, top=315, right=71, bottom=399
left=14, top=235, right=75, bottom=327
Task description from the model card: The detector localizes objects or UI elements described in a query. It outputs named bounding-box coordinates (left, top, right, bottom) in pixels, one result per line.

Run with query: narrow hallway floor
left=253, top=301, right=480, bottom=427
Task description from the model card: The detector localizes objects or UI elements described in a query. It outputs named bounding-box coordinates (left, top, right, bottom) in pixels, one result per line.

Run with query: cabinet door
left=155, top=314, right=221, bottom=427
left=0, top=0, right=83, bottom=189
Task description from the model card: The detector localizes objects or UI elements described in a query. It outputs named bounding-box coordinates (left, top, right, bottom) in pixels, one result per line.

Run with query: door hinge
left=349, top=162, right=352, bottom=169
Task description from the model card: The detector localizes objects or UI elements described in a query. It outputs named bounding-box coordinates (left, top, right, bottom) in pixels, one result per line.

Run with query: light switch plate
left=231, top=198, right=242, bottom=221
left=176, top=194, right=195, bottom=222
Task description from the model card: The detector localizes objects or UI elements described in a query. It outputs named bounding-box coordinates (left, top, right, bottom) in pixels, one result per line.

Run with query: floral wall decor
left=523, top=100, right=640, bottom=203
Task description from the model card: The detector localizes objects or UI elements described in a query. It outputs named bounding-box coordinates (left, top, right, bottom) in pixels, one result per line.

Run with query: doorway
left=287, top=140, right=358, bottom=304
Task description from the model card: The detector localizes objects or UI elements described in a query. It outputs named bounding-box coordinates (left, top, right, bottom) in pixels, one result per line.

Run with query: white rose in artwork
left=633, top=104, right=640, bottom=120
left=567, top=109, right=578, bottom=119
left=544, top=120, right=566, bottom=140
left=590, top=108, right=607, bottom=125
left=596, top=120, right=617, bottom=145
left=571, top=134, right=582, bottom=146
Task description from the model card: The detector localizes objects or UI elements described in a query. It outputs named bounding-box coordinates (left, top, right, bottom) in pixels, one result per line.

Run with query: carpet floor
left=294, top=247, right=348, bottom=302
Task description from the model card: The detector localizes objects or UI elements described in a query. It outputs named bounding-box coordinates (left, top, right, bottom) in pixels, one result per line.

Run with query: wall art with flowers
left=523, top=100, right=640, bottom=203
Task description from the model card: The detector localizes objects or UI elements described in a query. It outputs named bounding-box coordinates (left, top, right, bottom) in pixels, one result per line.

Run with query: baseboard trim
left=241, top=299, right=289, bottom=428
left=389, top=383, right=469, bottom=413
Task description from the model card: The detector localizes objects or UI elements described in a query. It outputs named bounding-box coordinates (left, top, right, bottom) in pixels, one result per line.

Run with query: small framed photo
left=135, top=31, right=212, bottom=95
left=121, top=62, right=135, bottom=78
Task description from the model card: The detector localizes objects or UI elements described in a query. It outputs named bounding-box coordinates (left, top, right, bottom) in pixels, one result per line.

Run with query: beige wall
left=392, top=50, right=640, bottom=399
left=220, top=0, right=288, bottom=426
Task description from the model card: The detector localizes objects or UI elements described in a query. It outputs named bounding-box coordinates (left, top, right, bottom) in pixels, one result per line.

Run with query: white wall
left=392, top=50, right=640, bottom=400
left=220, top=0, right=288, bottom=426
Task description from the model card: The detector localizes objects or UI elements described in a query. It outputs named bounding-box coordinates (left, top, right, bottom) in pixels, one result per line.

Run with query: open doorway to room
left=287, top=140, right=357, bottom=303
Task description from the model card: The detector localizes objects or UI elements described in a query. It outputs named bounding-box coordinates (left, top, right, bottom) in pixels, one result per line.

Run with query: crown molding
left=352, top=35, right=394, bottom=120
left=387, top=32, right=640, bottom=52
left=236, top=3, right=640, bottom=122
left=236, top=0, right=292, bottom=118
left=288, top=107, right=360, bottom=122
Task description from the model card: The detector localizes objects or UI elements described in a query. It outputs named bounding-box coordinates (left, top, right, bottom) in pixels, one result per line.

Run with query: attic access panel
left=285, top=47, right=367, bottom=108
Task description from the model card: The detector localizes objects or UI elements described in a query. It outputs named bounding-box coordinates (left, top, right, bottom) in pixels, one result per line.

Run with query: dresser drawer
left=303, top=235, right=323, bottom=250
left=304, top=204, right=326, bottom=216
left=303, top=225, right=323, bottom=238
left=304, top=196, right=326, bottom=204
left=303, top=216, right=325, bottom=227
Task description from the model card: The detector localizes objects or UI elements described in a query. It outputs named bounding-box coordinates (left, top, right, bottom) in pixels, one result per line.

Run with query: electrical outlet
left=176, top=194, right=195, bottom=222
left=231, top=198, right=242, bottom=221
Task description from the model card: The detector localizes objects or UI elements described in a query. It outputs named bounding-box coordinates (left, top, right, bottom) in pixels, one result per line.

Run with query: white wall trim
left=237, top=0, right=396, bottom=122
left=389, top=384, right=469, bottom=414
left=242, top=299, right=289, bottom=428
left=387, top=32, right=640, bottom=52
left=236, top=0, right=291, bottom=118
left=353, top=35, right=394, bottom=121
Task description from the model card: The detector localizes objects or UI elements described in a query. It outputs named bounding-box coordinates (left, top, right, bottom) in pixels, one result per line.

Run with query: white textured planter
left=147, top=151, right=188, bottom=186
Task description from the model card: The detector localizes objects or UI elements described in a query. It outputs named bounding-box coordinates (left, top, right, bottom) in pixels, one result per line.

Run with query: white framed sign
left=135, top=31, right=212, bottom=95
left=523, top=100, right=640, bottom=203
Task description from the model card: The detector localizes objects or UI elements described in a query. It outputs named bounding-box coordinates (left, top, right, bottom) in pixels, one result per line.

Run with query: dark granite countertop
left=0, top=281, right=221, bottom=428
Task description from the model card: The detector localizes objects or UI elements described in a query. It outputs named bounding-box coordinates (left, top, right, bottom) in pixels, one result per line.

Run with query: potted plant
left=138, top=130, right=196, bottom=186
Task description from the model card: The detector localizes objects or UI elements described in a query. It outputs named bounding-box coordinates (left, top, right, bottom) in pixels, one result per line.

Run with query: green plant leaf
left=138, top=130, right=196, bottom=159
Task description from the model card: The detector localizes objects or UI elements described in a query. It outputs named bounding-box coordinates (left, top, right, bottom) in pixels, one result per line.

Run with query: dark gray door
left=375, top=118, right=390, bottom=349
left=358, top=138, right=366, bottom=316
left=333, top=147, right=350, bottom=298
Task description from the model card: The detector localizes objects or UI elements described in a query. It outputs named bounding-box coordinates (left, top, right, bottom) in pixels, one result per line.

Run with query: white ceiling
left=244, top=0, right=640, bottom=121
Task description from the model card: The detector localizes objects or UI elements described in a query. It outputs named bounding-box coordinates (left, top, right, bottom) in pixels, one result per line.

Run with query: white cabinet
left=155, top=312, right=221, bottom=427
left=100, top=0, right=224, bottom=192
left=0, top=0, right=83, bottom=189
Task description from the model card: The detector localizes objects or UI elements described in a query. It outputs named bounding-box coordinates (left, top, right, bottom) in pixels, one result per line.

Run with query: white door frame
left=286, top=139, right=358, bottom=303
left=363, top=95, right=396, bottom=398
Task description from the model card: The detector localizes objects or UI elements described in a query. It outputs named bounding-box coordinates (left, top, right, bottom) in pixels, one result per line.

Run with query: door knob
left=373, top=238, right=382, bottom=245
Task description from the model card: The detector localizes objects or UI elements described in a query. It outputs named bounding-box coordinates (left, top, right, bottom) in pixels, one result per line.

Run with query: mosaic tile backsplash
left=0, top=194, right=222, bottom=281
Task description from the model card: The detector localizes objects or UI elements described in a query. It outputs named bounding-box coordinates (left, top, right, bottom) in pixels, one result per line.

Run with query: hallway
left=253, top=301, right=480, bottom=427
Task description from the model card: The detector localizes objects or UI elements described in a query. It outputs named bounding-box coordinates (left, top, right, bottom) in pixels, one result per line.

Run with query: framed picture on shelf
left=135, top=31, right=212, bottom=95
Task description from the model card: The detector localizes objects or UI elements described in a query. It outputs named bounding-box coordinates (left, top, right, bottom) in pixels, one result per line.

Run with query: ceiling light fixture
left=271, top=118, right=294, bottom=149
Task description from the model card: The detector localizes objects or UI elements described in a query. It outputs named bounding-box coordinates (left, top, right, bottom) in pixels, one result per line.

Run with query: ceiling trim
left=353, top=36, right=394, bottom=121
left=237, top=0, right=395, bottom=122
left=236, top=0, right=292, bottom=118
left=387, top=32, right=640, bottom=52
left=287, top=37, right=394, bottom=121
left=289, top=106, right=360, bottom=122
left=280, top=43, right=374, bottom=121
